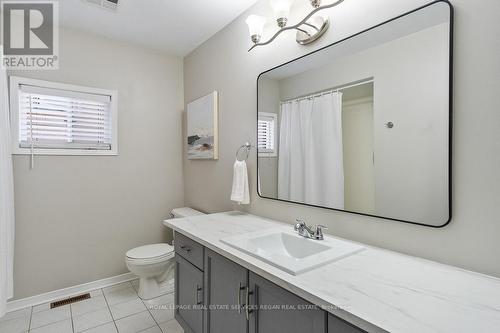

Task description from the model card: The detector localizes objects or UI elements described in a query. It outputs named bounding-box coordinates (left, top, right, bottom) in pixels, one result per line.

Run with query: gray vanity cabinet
left=247, top=272, right=326, bottom=333
left=175, top=254, right=204, bottom=333
left=204, top=249, right=248, bottom=333
left=174, top=232, right=365, bottom=333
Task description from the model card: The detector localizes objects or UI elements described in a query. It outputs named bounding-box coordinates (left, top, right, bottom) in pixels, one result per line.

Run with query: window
left=9, top=76, right=118, bottom=155
left=258, top=112, right=277, bottom=157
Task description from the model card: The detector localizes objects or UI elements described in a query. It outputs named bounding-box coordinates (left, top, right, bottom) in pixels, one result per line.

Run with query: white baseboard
left=6, top=272, right=136, bottom=313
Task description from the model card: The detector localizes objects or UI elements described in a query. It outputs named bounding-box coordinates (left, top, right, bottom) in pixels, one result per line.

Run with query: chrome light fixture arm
left=248, top=0, right=345, bottom=52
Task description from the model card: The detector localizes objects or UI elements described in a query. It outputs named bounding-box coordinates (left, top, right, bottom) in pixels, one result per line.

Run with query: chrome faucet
left=294, top=218, right=327, bottom=240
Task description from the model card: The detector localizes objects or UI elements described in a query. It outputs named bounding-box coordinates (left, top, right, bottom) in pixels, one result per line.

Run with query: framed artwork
left=187, top=91, right=219, bottom=160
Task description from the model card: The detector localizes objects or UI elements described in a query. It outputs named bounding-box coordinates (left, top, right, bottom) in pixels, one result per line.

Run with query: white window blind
left=258, top=112, right=277, bottom=155
left=18, top=84, right=112, bottom=151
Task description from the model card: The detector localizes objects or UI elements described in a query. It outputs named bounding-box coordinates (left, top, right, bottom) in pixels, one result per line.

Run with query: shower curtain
left=278, top=92, right=344, bottom=209
left=0, top=65, right=15, bottom=317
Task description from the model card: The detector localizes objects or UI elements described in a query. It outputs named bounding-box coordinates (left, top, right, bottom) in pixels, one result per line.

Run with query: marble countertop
left=164, top=211, right=500, bottom=333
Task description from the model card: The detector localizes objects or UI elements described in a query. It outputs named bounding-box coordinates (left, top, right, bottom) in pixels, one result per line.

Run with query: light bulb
left=270, top=0, right=295, bottom=27
left=245, top=15, right=266, bottom=43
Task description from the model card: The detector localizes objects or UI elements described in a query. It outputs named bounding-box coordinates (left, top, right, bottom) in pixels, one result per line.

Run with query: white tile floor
left=0, top=280, right=183, bottom=333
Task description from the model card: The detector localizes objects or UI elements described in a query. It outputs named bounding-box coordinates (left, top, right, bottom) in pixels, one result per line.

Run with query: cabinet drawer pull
left=237, top=282, right=245, bottom=314
left=180, top=245, right=192, bottom=253
left=195, top=285, right=202, bottom=305
left=245, top=286, right=254, bottom=321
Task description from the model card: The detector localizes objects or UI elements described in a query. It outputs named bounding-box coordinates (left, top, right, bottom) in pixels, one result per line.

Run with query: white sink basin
left=220, top=229, right=365, bottom=275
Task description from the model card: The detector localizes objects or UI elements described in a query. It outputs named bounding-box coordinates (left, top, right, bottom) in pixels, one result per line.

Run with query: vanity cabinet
left=175, top=254, right=204, bottom=333
left=204, top=249, right=248, bottom=333
left=247, top=272, right=326, bottom=333
left=174, top=232, right=365, bottom=333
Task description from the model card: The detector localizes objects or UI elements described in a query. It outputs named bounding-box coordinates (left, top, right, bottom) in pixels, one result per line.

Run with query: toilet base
left=138, top=276, right=174, bottom=300
left=136, top=263, right=175, bottom=300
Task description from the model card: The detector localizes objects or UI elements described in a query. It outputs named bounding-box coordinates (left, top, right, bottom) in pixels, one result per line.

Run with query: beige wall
left=10, top=28, right=184, bottom=299
left=183, top=0, right=500, bottom=277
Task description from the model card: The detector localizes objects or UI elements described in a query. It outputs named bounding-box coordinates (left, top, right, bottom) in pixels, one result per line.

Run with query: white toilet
left=126, top=207, right=204, bottom=299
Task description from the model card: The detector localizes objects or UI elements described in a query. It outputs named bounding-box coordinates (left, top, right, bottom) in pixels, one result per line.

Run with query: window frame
left=257, top=112, right=278, bottom=157
left=9, top=76, right=118, bottom=156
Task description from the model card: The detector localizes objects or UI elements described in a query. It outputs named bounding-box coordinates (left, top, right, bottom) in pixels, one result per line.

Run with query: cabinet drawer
left=174, top=232, right=204, bottom=270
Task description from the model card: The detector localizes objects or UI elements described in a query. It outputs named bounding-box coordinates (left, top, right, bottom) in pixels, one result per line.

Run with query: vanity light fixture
left=246, top=15, right=267, bottom=43
left=245, top=0, right=345, bottom=51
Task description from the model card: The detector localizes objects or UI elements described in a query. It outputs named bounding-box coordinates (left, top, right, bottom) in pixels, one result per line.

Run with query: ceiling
left=59, top=0, right=258, bottom=56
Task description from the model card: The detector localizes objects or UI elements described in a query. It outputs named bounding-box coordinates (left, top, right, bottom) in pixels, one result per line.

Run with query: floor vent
left=50, top=293, right=91, bottom=309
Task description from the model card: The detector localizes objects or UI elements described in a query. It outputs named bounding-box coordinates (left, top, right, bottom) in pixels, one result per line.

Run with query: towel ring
left=236, top=142, right=252, bottom=162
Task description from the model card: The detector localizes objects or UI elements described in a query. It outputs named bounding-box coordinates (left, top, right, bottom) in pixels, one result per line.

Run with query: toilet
left=126, top=207, right=204, bottom=299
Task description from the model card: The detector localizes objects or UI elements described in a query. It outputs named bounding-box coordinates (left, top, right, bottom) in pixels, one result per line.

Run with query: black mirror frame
left=256, top=0, right=454, bottom=228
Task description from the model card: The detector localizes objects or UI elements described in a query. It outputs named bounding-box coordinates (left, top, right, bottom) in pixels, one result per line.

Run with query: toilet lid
left=126, top=243, right=173, bottom=259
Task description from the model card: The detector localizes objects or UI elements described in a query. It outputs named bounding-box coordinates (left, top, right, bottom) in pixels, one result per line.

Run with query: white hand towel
left=231, top=160, right=250, bottom=205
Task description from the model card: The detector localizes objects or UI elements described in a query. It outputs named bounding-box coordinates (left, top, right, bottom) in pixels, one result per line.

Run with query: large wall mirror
left=257, top=1, right=452, bottom=227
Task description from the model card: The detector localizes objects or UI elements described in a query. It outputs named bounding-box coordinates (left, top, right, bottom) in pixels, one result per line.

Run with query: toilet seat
left=126, top=243, right=174, bottom=265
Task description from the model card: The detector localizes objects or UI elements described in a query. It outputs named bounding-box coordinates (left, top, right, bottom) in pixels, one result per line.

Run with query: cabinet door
left=204, top=249, right=248, bottom=333
left=328, top=314, right=366, bottom=333
left=248, top=272, right=326, bottom=333
left=175, top=254, right=204, bottom=333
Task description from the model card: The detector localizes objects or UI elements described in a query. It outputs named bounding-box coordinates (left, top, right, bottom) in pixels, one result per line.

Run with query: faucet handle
left=294, top=218, right=306, bottom=231
left=314, top=225, right=328, bottom=240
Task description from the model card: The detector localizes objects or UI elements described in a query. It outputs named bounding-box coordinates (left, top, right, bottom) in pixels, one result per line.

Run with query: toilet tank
left=170, top=207, right=204, bottom=219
